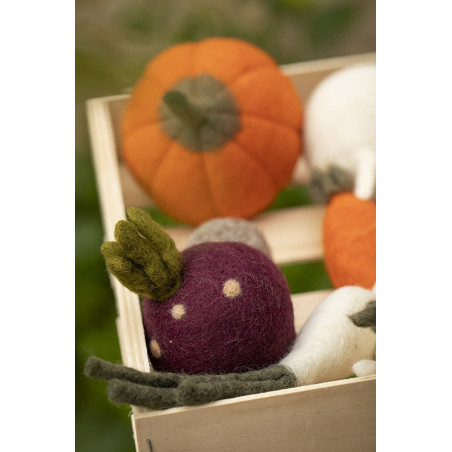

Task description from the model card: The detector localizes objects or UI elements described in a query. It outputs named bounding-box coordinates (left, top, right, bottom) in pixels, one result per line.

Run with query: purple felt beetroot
left=142, top=242, right=296, bottom=374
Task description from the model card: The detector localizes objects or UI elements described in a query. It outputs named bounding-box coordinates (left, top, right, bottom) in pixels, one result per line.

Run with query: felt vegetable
left=85, top=286, right=376, bottom=409
left=278, top=286, right=375, bottom=386
left=350, top=298, right=376, bottom=377
left=304, top=63, right=376, bottom=202
left=352, top=359, right=376, bottom=377
left=187, top=217, right=271, bottom=257
left=122, top=38, right=303, bottom=225
left=101, top=207, right=295, bottom=374
left=349, top=299, right=376, bottom=332
left=323, top=192, right=376, bottom=289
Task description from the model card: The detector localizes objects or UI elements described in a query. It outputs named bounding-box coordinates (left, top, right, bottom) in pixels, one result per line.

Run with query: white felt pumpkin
left=304, top=63, right=376, bottom=200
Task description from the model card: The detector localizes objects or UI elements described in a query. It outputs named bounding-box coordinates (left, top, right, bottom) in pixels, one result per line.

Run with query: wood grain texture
left=118, top=162, right=156, bottom=207
left=281, top=52, right=376, bottom=105
left=133, top=376, right=376, bottom=452
left=164, top=204, right=325, bottom=265
left=86, top=99, right=152, bottom=385
left=118, top=157, right=314, bottom=207
left=292, top=289, right=332, bottom=332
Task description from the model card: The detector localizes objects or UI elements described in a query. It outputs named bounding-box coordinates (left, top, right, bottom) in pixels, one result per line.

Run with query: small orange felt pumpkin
left=122, top=38, right=303, bottom=225
left=323, top=192, right=376, bottom=289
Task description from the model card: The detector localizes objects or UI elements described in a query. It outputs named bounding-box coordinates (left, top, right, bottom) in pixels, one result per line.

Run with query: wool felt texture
left=142, top=241, right=296, bottom=374
left=122, top=37, right=303, bottom=225
left=323, top=192, right=376, bottom=289
left=85, top=286, right=376, bottom=410
left=352, top=359, right=376, bottom=377
left=159, top=75, right=242, bottom=152
left=187, top=217, right=271, bottom=257
left=349, top=299, right=376, bottom=332
left=308, top=165, right=354, bottom=204
left=304, top=63, right=376, bottom=201
left=279, top=286, right=376, bottom=386
left=85, top=357, right=296, bottom=410
left=350, top=298, right=376, bottom=378
left=101, top=207, right=182, bottom=301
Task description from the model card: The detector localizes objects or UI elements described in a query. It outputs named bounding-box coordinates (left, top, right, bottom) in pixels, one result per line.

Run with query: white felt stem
left=352, top=359, right=376, bottom=377
left=353, top=148, right=376, bottom=200
left=279, top=286, right=376, bottom=386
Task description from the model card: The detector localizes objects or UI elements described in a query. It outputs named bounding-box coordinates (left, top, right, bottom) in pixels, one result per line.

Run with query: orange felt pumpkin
left=323, top=192, right=376, bottom=289
left=122, top=38, right=303, bottom=225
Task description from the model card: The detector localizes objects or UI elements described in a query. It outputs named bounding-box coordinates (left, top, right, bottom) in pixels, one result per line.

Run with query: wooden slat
left=103, top=93, right=128, bottom=159
left=133, top=376, right=376, bottom=452
left=86, top=98, right=127, bottom=238
left=292, top=289, right=332, bottom=332
left=119, top=158, right=314, bottom=208
left=119, top=162, right=326, bottom=264
left=166, top=204, right=325, bottom=265
left=281, top=52, right=376, bottom=104
left=86, top=98, right=151, bottom=384
left=118, top=162, right=155, bottom=207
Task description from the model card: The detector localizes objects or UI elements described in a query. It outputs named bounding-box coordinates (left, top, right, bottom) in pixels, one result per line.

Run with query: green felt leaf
left=102, top=209, right=182, bottom=300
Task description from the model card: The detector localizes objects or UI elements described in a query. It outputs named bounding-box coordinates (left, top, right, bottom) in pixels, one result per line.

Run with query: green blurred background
left=75, top=1, right=375, bottom=450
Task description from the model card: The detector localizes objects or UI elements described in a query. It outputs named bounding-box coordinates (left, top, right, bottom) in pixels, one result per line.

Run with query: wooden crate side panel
left=133, top=377, right=376, bottom=452
left=118, top=158, right=312, bottom=208
left=105, top=93, right=128, bottom=161
left=165, top=204, right=325, bottom=266
left=118, top=162, right=153, bottom=207
left=86, top=98, right=151, bottom=379
left=86, top=99, right=127, bottom=239
left=292, top=289, right=332, bottom=332
left=281, top=52, right=376, bottom=104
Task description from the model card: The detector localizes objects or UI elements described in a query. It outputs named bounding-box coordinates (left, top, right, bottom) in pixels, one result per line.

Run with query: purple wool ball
left=142, top=242, right=296, bottom=374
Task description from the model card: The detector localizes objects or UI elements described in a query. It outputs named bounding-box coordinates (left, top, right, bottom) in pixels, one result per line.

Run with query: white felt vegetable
left=280, top=285, right=376, bottom=385
left=352, top=359, right=376, bottom=377
left=304, top=63, right=376, bottom=201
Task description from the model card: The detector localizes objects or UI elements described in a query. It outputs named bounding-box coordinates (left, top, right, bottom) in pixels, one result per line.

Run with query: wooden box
left=87, top=52, right=376, bottom=452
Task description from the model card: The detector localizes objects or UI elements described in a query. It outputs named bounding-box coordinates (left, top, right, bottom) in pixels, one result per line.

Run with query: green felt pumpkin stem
left=163, top=90, right=207, bottom=128
left=159, top=74, right=241, bottom=152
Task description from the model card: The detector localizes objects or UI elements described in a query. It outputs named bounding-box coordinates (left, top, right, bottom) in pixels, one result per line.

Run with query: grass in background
left=269, top=185, right=314, bottom=210
left=281, top=261, right=333, bottom=293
